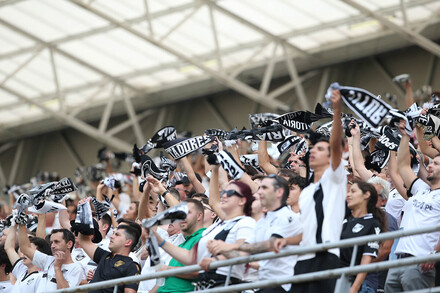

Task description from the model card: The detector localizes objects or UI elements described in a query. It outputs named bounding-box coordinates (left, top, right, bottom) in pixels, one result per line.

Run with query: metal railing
left=48, top=224, right=440, bottom=293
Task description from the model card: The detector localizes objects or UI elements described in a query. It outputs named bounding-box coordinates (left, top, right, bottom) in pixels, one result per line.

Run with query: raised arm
left=181, top=157, right=205, bottom=194
left=226, top=144, right=259, bottom=194
left=258, top=140, right=278, bottom=175
left=5, top=225, right=19, bottom=265
left=350, top=121, right=373, bottom=181
left=388, top=151, right=408, bottom=200
left=415, top=125, right=438, bottom=159
left=403, top=79, right=414, bottom=109
left=330, top=90, right=343, bottom=170
left=18, top=223, right=36, bottom=261
left=137, top=182, right=153, bottom=220
left=78, top=233, right=98, bottom=261
left=397, top=121, right=417, bottom=188
left=58, top=200, right=72, bottom=231
left=208, top=165, right=227, bottom=220
left=152, top=229, right=196, bottom=266
left=146, top=175, right=179, bottom=207
left=36, top=213, right=47, bottom=239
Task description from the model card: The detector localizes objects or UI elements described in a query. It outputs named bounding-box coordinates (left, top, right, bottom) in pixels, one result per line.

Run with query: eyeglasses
left=203, top=205, right=214, bottom=213
left=220, top=189, right=244, bottom=198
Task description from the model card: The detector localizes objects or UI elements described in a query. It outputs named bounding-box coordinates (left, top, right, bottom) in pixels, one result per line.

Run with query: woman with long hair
left=153, top=164, right=256, bottom=290
left=341, top=180, right=387, bottom=293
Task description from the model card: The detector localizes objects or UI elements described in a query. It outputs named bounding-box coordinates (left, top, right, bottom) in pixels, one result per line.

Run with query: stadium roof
left=1, top=0, right=440, bottom=150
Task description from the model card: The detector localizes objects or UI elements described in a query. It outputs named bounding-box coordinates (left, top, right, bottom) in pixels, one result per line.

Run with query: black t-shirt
left=340, top=213, right=380, bottom=268
left=90, top=247, right=141, bottom=293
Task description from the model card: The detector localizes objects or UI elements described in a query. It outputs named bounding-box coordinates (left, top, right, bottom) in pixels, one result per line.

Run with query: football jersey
left=11, top=260, right=44, bottom=293
left=340, top=213, right=380, bottom=267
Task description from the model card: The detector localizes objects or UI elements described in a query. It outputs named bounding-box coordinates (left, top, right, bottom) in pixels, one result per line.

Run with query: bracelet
left=159, top=239, right=166, bottom=247
left=160, top=190, right=169, bottom=198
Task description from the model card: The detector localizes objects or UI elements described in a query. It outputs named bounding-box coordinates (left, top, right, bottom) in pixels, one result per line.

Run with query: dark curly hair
left=228, top=181, right=254, bottom=217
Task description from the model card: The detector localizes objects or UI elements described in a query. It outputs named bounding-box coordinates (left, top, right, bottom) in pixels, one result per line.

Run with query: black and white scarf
left=140, top=126, right=177, bottom=153
left=326, top=83, right=392, bottom=128
left=249, top=113, right=280, bottom=129
left=140, top=155, right=168, bottom=181
left=163, top=136, right=213, bottom=160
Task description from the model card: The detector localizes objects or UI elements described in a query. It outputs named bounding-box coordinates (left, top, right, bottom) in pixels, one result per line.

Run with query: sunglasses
left=220, top=189, right=244, bottom=198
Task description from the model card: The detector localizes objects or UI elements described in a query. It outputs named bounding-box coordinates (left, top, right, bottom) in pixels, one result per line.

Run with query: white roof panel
left=0, top=0, right=439, bottom=134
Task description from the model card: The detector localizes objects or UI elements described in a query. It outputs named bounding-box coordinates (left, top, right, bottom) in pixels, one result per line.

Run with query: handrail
left=48, top=224, right=440, bottom=293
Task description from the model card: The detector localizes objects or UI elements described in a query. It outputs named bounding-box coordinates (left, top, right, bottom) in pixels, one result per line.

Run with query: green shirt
left=157, top=227, right=206, bottom=293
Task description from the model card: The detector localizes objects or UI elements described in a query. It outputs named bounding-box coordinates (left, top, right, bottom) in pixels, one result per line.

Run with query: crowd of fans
left=0, top=75, right=439, bottom=293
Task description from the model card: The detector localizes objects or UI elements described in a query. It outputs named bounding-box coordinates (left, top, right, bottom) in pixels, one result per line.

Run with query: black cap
left=70, top=219, right=102, bottom=244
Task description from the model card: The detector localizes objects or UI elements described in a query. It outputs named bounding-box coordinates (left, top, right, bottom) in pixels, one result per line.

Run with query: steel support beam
left=425, top=54, right=437, bottom=86
left=0, top=143, right=16, bottom=155
left=0, top=164, right=7, bottom=190
left=268, top=70, right=319, bottom=101
left=121, top=85, right=145, bottom=146
left=207, top=0, right=310, bottom=58
left=8, top=140, right=24, bottom=185
left=0, top=46, right=43, bottom=87
left=399, top=0, right=408, bottom=27
left=315, top=68, right=331, bottom=106
left=58, top=132, right=85, bottom=167
left=158, top=5, right=201, bottom=42
left=204, top=99, right=232, bottom=130
left=341, top=0, right=440, bottom=58
left=142, top=0, right=154, bottom=38
left=0, top=18, right=143, bottom=94
left=0, top=85, right=132, bottom=152
left=283, top=44, right=310, bottom=110
left=2, top=6, right=440, bottom=112
left=30, top=134, right=47, bottom=179
left=208, top=3, right=223, bottom=71
left=154, top=107, right=168, bottom=132
left=370, top=57, right=405, bottom=97
left=106, top=109, right=155, bottom=136
left=1, top=0, right=434, bottom=63
left=260, top=44, right=277, bottom=95
left=68, top=0, right=290, bottom=111
left=49, top=48, right=63, bottom=110
left=98, top=84, right=117, bottom=132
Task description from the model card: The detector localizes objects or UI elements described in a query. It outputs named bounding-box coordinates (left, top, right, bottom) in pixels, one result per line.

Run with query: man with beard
left=385, top=120, right=440, bottom=292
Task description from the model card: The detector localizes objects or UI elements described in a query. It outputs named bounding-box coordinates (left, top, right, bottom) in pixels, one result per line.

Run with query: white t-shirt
left=299, top=161, right=347, bottom=260
left=98, top=237, right=110, bottom=251
left=72, top=247, right=97, bottom=276
left=32, top=250, right=86, bottom=292
left=11, top=260, right=44, bottom=293
left=118, top=192, right=131, bottom=216
left=251, top=206, right=302, bottom=292
left=385, top=188, right=408, bottom=226
left=395, top=179, right=440, bottom=256
left=197, top=216, right=255, bottom=280
left=137, top=232, right=185, bottom=293
left=197, top=221, right=226, bottom=264
left=0, top=281, right=12, bottom=293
